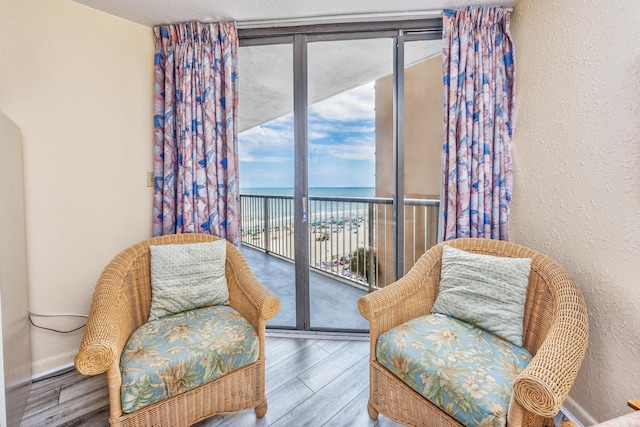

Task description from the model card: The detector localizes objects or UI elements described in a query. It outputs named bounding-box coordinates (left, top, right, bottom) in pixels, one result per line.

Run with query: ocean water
left=239, top=187, right=375, bottom=225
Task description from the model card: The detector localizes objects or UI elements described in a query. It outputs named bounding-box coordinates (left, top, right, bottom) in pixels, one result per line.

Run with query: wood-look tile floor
left=21, top=336, right=403, bottom=427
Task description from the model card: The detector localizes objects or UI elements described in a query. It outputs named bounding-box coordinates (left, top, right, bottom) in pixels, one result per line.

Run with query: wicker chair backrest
left=437, top=238, right=576, bottom=356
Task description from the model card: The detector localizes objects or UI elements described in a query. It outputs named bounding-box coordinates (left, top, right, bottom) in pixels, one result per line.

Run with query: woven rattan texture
left=74, top=234, right=280, bottom=427
left=358, top=238, right=588, bottom=427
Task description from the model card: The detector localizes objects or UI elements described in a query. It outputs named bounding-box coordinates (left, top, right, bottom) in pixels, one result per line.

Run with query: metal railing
left=240, top=193, right=439, bottom=291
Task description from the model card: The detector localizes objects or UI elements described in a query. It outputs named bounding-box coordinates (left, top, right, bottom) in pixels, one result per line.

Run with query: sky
left=238, top=81, right=376, bottom=189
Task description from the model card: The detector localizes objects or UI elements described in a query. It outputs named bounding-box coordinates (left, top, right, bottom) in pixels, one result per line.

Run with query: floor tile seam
left=296, top=357, right=371, bottom=425
left=266, top=341, right=329, bottom=371
left=296, top=344, right=370, bottom=393
left=22, top=387, right=63, bottom=423
left=265, top=344, right=333, bottom=394
left=317, top=380, right=370, bottom=427
left=260, top=378, right=317, bottom=427
left=21, top=387, right=109, bottom=427
left=281, top=343, right=342, bottom=391
left=314, top=342, right=345, bottom=355
left=58, top=377, right=107, bottom=405
left=321, top=377, right=369, bottom=427
left=264, top=337, right=291, bottom=351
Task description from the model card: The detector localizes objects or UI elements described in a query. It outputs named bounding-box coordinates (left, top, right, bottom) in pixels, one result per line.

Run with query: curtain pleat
left=153, top=22, right=240, bottom=245
left=441, top=7, right=515, bottom=241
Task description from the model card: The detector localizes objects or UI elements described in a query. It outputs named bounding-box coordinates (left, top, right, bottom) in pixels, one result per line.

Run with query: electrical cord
left=28, top=317, right=86, bottom=334
left=28, top=310, right=88, bottom=334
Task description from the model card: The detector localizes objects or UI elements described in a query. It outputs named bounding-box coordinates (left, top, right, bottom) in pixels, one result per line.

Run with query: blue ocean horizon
left=240, top=186, right=375, bottom=198
left=239, top=187, right=375, bottom=225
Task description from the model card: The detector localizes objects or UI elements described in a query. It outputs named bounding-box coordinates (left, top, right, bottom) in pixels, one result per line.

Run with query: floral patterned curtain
left=441, top=7, right=516, bottom=241
left=153, top=22, right=240, bottom=246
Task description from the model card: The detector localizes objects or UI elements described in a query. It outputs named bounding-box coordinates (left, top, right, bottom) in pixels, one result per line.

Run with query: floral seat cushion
left=376, top=313, right=532, bottom=427
left=120, top=305, right=259, bottom=413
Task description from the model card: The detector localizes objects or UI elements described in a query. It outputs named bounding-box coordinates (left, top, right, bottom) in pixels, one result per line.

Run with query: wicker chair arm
left=359, top=245, right=441, bottom=320
left=226, top=243, right=280, bottom=321
left=75, top=264, right=133, bottom=376
left=358, top=251, right=440, bottom=343
left=358, top=272, right=435, bottom=322
left=513, top=272, right=589, bottom=417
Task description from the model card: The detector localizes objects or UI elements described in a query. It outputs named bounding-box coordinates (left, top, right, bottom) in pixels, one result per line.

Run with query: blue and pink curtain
left=153, top=22, right=240, bottom=246
left=441, top=7, right=516, bottom=241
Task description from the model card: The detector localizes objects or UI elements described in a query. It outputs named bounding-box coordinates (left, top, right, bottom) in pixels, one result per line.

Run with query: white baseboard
left=559, top=407, right=584, bottom=427
left=562, top=396, right=598, bottom=427
left=31, top=362, right=75, bottom=382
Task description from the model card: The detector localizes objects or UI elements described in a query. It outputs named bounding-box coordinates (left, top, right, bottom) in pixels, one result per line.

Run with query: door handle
left=302, top=196, right=307, bottom=223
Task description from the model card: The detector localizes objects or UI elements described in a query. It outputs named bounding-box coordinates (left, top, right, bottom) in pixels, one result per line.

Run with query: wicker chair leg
left=367, top=400, right=379, bottom=420
left=255, top=400, right=268, bottom=418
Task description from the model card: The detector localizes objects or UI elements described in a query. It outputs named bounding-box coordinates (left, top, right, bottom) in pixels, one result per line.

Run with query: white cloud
left=240, top=119, right=293, bottom=147
left=309, top=129, right=329, bottom=140
left=240, top=82, right=377, bottom=165
left=310, top=137, right=375, bottom=161
left=239, top=114, right=294, bottom=162
left=239, top=153, right=291, bottom=163
left=310, top=81, right=375, bottom=122
left=310, top=121, right=374, bottom=135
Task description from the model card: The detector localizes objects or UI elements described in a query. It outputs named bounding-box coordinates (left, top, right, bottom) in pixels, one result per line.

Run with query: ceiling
left=238, top=40, right=443, bottom=132
left=71, top=0, right=516, bottom=28
left=71, top=0, right=515, bottom=132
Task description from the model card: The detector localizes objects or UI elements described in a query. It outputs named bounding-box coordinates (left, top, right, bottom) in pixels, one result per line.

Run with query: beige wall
left=0, top=0, right=154, bottom=375
left=375, top=56, right=442, bottom=199
left=511, top=0, right=640, bottom=423
left=375, top=56, right=442, bottom=285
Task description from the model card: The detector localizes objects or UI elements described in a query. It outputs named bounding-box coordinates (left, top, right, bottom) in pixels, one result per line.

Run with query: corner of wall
left=563, top=396, right=598, bottom=427
left=31, top=351, right=77, bottom=382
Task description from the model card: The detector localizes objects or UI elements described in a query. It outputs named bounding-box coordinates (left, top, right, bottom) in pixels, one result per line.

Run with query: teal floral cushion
left=376, top=314, right=532, bottom=427
left=120, top=305, right=259, bottom=413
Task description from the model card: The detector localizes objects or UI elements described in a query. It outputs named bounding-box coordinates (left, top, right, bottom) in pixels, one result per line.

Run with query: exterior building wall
left=374, top=55, right=442, bottom=286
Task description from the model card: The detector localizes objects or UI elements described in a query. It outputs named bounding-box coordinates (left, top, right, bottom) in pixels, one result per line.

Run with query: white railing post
left=263, top=197, right=270, bottom=253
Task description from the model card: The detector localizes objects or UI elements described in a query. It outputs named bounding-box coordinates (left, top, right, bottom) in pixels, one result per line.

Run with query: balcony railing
left=240, top=193, right=439, bottom=291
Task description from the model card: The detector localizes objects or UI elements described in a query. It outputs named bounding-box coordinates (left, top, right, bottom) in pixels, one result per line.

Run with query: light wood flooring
left=21, top=335, right=403, bottom=427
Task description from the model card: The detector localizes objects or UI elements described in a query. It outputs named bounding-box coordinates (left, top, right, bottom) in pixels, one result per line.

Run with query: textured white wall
left=511, top=0, right=640, bottom=423
left=0, top=0, right=154, bottom=375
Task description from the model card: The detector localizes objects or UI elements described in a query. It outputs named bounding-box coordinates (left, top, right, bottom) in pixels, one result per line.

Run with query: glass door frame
left=239, top=20, right=442, bottom=332
left=293, top=33, right=309, bottom=330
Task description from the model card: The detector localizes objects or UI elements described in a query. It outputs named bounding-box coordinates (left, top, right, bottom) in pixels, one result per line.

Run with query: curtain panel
left=153, top=21, right=240, bottom=246
left=441, top=7, right=516, bottom=241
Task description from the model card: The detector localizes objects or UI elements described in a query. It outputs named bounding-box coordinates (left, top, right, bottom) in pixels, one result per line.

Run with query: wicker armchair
left=358, top=238, right=588, bottom=427
left=75, top=234, right=280, bottom=427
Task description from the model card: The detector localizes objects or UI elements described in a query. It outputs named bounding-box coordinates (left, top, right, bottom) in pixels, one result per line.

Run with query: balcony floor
left=240, top=245, right=369, bottom=331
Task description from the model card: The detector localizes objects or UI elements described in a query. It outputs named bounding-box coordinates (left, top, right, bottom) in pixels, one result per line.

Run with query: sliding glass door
left=237, top=42, right=296, bottom=328
left=306, top=37, right=393, bottom=330
left=238, top=22, right=442, bottom=332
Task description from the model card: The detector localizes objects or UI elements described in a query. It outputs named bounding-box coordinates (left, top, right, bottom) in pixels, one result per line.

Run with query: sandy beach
left=242, top=217, right=372, bottom=284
